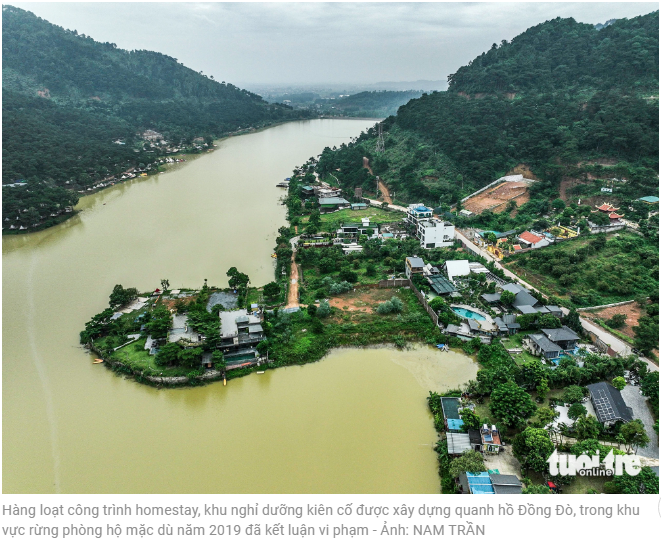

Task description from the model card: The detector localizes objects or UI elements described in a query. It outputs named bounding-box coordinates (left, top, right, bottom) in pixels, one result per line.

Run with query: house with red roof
left=517, top=231, right=550, bottom=249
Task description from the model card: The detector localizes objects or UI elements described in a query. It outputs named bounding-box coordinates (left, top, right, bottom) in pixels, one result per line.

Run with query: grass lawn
left=501, top=332, right=544, bottom=366
left=300, top=207, right=405, bottom=227
left=113, top=339, right=188, bottom=377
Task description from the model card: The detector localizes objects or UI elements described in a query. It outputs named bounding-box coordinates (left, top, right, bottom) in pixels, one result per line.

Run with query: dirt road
left=363, top=157, right=392, bottom=204
left=285, top=236, right=300, bottom=308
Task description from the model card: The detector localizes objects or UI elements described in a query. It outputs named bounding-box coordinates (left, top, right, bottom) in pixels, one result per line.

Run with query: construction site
left=462, top=174, right=535, bottom=215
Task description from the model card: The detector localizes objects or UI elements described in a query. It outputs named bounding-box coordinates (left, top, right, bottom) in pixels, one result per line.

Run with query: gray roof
left=467, top=319, right=480, bottom=332
left=407, top=256, right=425, bottom=268
left=542, top=326, right=580, bottom=343
left=518, top=305, right=539, bottom=315
left=446, top=432, right=472, bottom=455
left=513, top=290, right=539, bottom=309
left=502, top=314, right=517, bottom=324
left=428, top=274, right=457, bottom=295
left=490, top=474, right=523, bottom=494
left=586, top=382, right=634, bottom=424
left=319, top=197, right=349, bottom=205
left=494, top=317, right=508, bottom=331
left=545, top=305, right=563, bottom=314
left=502, top=283, right=523, bottom=294
left=248, top=324, right=264, bottom=333
left=529, top=334, right=562, bottom=355
left=481, top=293, right=501, bottom=303
left=468, top=429, right=482, bottom=445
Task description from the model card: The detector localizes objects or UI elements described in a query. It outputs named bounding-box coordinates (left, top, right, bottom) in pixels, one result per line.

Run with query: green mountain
left=2, top=5, right=312, bottom=229
left=316, top=13, right=659, bottom=212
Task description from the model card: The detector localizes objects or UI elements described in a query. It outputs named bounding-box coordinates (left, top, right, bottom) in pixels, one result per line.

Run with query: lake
left=2, top=119, right=477, bottom=493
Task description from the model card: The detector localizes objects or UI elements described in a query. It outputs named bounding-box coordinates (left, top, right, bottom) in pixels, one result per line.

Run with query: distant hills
left=315, top=12, right=659, bottom=206
left=2, top=5, right=312, bottom=228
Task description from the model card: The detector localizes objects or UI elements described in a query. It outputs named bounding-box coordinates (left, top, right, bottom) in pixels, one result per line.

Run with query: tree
left=227, top=267, right=250, bottom=290
left=365, top=263, right=377, bottom=276
left=500, top=290, right=515, bottom=305
left=307, top=304, right=317, bottom=317
left=563, top=309, right=583, bottom=334
left=145, top=305, right=173, bottom=339
left=263, top=282, right=281, bottom=299
left=522, top=484, right=551, bottom=494
left=536, top=406, right=558, bottom=428
left=109, top=284, right=138, bottom=308
left=512, top=427, right=554, bottom=473
left=429, top=297, right=447, bottom=312
left=538, top=314, right=561, bottom=329
left=160, top=279, right=170, bottom=291
left=552, top=198, right=566, bottom=211
left=449, top=450, right=486, bottom=478
left=605, top=466, right=659, bottom=494
left=574, top=414, right=601, bottom=440
left=617, top=419, right=650, bottom=453
left=640, top=370, right=659, bottom=403
left=308, top=210, right=321, bottom=230
left=212, top=350, right=225, bottom=370
left=633, top=315, right=659, bottom=354
left=567, top=402, right=587, bottom=421
left=490, top=382, right=537, bottom=428
left=458, top=408, right=481, bottom=430
left=155, top=342, right=182, bottom=366
left=562, top=385, right=586, bottom=405
left=611, top=376, right=626, bottom=391
left=316, top=300, right=331, bottom=318
left=179, top=347, right=203, bottom=368
left=485, top=232, right=497, bottom=245
left=605, top=314, right=627, bottom=329
left=536, top=378, right=550, bottom=400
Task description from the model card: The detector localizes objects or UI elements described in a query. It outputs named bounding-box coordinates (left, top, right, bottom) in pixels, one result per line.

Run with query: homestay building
left=586, top=382, right=634, bottom=427
left=458, top=472, right=522, bottom=494
left=218, top=309, right=265, bottom=363
left=336, top=218, right=378, bottom=240
left=517, top=230, right=550, bottom=250
left=318, top=197, right=350, bottom=211
left=405, top=256, right=425, bottom=279
left=405, top=203, right=455, bottom=248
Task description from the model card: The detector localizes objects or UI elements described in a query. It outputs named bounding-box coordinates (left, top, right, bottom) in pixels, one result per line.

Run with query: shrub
left=605, top=313, right=627, bottom=328
left=316, top=300, right=331, bottom=318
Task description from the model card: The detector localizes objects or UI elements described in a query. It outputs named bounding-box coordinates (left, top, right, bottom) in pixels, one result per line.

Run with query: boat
left=223, top=378, right=227, bottom=386
left=93, top=359, right=103, bottom=364
left=256, top=371, right=265, bottom=374
left=271, top=253, right=277, bottom=258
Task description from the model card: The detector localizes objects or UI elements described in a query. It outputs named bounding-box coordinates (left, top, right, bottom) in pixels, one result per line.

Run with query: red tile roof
left=596, top=203, right=619, bottom=212
left=519, top=231, right=543, bottom=244
left=513, top=244, right=522, bottom=251
left=609, top=212, right=624, bottom=219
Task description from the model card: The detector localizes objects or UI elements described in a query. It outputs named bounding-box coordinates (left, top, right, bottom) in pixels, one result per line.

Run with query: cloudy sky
left=15, top=2, right=659, bottom=87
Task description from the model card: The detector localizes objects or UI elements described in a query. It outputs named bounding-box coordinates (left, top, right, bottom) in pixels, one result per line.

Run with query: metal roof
left=445, top=260, right=471, bottom=281
left=513, top=290, right=539, bottom=308
left=407, top=256, right=425, bottom=268
left=587, top=382, right=634, bottom=424
left=466, top=472, right=495, bottom=494
left=446, top=433, right=472, bottom=455
left=319, top=197, right=349, bottom=205
left=542, top=326, right=580, bottom=342
left=428, top=274, right=456, bottom=294
left=517, top=305, right=539, bottom=315
left=481, top=293, right=501, bottom=303
left=529, top=334, right=562, bottom=355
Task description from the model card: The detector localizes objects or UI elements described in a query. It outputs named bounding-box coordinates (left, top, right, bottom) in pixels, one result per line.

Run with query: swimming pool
left=452, top=307, right=486, bottom=321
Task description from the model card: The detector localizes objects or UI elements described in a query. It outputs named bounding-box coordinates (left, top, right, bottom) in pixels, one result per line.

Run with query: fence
left=377, top=278, right=411, bottom=288
left=577, top=300, right=635, bottom=312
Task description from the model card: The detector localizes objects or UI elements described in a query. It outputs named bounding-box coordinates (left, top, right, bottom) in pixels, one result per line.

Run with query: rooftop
left=639, top=196, right=659, bottom=204
left=586, top=382, right=634, bottom=424
left=519, top=231, right=544, bottom=244
left=319, top=197, right=349, bottom=205
left=407, top=256, right=425, bottom=268
left=445, top=260, right=471, bottom=281
left=529, top=333, right=562, bottom=354
left=541, top=326, right=580, bottom=342
left=428, top=274, right=457, bottom=295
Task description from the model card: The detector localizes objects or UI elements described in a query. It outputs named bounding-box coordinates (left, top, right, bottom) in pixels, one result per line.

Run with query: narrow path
left=285, top=236, right=300, bottom=308
left=363, top=157, right=392, bottom=204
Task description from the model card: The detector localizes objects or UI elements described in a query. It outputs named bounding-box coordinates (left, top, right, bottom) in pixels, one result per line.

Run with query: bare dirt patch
left=559, top=176, right=589, bottom=202
left=580, top=301, right=642, bottom=341
left=464, top=181, right=530, bottom=214
left=506, top=163, right=538, bottom=180
left=328, top=288, right=395, bottom=314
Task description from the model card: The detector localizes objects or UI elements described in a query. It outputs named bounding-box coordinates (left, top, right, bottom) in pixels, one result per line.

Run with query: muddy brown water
left=3, top=119, right=477, bottom=493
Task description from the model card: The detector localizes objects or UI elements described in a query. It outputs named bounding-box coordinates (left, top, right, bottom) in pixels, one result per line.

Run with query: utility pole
left=375, top=123, right=385, bottom=154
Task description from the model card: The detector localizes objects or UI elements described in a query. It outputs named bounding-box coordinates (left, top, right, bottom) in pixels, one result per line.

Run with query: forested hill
left=448, top=15, right=658, bottom=94
left=316, top=12, right=658, bottom=207
left=2, top=5, right=313, bottom=230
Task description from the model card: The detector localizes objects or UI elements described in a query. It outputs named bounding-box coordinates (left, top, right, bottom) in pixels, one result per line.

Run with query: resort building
left=586, top=382, right=634, bottom=427
left=517, top=231, right=550, bottom=249
left=405, top=256, right=425, bottom=279
left=405, top=203, right=455, bottom=249
left=218, top=309, right=265, bottom=362
left=318, top=197, right=350, bottom=211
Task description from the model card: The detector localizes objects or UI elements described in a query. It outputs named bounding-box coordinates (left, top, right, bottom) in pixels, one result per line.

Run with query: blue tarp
left=447, top=419, right=464, bottom=432
left=467, top=472, right=495, bottom=494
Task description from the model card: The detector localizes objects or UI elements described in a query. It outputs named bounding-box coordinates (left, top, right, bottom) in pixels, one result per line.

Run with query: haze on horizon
left=13, top=2, right=659, bottom=89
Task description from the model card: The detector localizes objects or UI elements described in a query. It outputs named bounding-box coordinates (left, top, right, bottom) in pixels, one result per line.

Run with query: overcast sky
left=15, top=2, right=659, bottom=87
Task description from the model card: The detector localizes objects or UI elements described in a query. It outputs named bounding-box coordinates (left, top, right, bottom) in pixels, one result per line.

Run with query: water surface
left=3, top=119, right=477, bottom=493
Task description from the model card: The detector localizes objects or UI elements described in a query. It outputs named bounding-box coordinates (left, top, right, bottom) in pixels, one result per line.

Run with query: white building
left=406, top=203, right=455, bottom=249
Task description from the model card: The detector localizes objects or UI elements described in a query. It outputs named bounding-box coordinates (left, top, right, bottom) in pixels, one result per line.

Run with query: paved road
left=455, top=229, right=657, bottom=369
left=285, top=236, right=301, bottom=308
left=620, top=385, right=659, bottom=459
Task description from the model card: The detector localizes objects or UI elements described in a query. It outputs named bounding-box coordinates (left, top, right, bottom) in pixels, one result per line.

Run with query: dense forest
left=315, top=13, right=659, bottom=207
left=2, top=5, right=313, bottom=228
